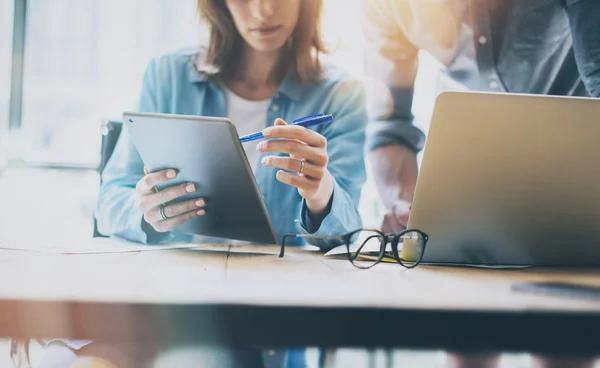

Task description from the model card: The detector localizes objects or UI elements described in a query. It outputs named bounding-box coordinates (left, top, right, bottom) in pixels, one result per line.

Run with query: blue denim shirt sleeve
left=564, top=0, right=600, bottom=98
left=296, top=78, right=368, bottom=248
left=96, top=58, right=186, bottom=244
left=361, top=0, right=427, bottom=153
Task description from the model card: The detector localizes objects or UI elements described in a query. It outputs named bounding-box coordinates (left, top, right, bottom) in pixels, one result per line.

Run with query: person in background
left=362, top=0, right=600, bottom=367
left=31, top=0, right=368, bottom=367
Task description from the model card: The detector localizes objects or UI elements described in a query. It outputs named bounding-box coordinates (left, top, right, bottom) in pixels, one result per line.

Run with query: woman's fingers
left=262, top=120, right=327, bottom=148
left=273, top=118, right=287, bottom=127
left=144, top=197, right=206, bottom=224
left=152, top=208, right=207, bottom=233
left=136, top=168, right=206, bottom=233
left=136, top=169, right=177, bottom=194
left=137, top=182, right=197, bottom=212
left=263, top=125, right=327, bottom=147
left=275, top=170, right=320, bottom=194
left=261, top=156, right=324, bottom=179
left=257, top=140, right=328, bottom=166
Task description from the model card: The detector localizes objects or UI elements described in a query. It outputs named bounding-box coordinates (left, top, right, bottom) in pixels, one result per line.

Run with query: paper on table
left=226, top=243, right=319, bottom=255
left=0, top=237, right=199, bottom=254
left=324, top=242, right=397, bottom=263
left=0, top=238, right=318, bottom=256
left=324, top=242, right=531, bottom=268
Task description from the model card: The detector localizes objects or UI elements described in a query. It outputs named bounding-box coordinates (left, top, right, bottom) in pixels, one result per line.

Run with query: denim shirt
left=96, top=48, right=367, bottom=248
left=362, top=0, right=600, bottom=152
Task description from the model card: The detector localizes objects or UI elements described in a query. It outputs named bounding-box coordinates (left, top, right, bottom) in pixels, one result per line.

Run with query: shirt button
left=268, top=349, right=276, bottom=356
left=489, top=80, right=499, bottom=89
left=478, top=36, right=487, bottom=45
left=271, top=104, right=280, bottom=112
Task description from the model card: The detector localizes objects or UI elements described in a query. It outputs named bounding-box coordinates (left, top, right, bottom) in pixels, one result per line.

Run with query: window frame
left=8, top=0, right=26, bottom=131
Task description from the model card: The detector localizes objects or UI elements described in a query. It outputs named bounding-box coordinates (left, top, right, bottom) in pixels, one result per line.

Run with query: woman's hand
left=135, top=168, right=206, bottom=232
left=258, top=118, right=334, bottom=216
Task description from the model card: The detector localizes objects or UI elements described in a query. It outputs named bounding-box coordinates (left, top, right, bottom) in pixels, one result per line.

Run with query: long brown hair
left=197, top=0, right=326, bottom=83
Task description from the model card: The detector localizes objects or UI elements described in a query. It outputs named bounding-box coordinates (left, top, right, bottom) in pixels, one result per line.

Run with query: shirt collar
left=187, top=53, right=211, bottom=83
left=278, top=74, right=304, bottom=102
left=187, top=52, right=305, bottom=102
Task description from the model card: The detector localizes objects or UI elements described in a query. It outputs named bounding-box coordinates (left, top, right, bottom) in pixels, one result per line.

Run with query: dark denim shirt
left=363, top=0, right=600, bottom=152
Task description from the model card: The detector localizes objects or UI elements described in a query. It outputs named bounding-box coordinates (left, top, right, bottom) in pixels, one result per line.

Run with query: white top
left=223, top=87, right=271, bottom=173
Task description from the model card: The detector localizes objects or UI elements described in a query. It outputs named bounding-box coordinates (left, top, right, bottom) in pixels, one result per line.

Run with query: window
left=0, top=0, right=14, bottom=161
left=17, top=0, right=203, bottom=166
left=321, top=0, right=364, bottom=76
left=10, top=0, right=439, bottom=170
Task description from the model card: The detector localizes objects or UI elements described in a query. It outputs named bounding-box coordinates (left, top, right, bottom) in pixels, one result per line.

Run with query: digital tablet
left=123, top=111, right=278, bottom=245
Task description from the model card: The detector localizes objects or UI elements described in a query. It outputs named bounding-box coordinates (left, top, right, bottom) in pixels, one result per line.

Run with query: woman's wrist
left=305, top=172, right=334, bottom=217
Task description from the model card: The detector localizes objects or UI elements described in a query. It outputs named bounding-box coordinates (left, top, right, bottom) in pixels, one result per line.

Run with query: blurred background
left=1, top=1, right=535, bottom=367
left=0, top=0, right=441, bottom=168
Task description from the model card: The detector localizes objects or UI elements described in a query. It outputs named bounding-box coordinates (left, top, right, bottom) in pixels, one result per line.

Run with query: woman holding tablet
left=33, top=0, right=367, bottom=367
left=95, top=0, right=367, bottom=250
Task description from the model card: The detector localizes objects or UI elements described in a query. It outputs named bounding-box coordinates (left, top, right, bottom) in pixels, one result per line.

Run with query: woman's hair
left=197, top=0, right=326, bottom=83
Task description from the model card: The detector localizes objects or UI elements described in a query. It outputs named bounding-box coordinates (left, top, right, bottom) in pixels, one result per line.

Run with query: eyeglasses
left=280, top=228, right=429, bottom=269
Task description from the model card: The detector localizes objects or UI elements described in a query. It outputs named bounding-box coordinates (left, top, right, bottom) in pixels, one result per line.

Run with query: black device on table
left=512, top=281, right=600, bottom=301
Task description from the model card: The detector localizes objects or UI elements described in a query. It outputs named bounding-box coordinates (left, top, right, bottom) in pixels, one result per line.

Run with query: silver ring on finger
left=159, top=204, right=169, bottom=220
left=298, top=158, right=305, bottom=174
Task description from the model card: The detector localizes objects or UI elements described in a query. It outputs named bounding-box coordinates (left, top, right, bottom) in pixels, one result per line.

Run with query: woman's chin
left=247, top=38, right=289, bottom=53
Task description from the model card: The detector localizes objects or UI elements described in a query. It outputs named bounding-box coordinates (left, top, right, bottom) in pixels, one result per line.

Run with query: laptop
left=407, top=92, right=600, bottom=266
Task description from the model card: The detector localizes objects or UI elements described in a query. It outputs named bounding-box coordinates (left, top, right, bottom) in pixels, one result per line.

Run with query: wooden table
left=1, top=245, right=600, bottom=355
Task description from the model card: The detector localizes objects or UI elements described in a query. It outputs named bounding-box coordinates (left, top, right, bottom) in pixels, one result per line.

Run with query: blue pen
left=239, top=114, right=334, bottom=143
